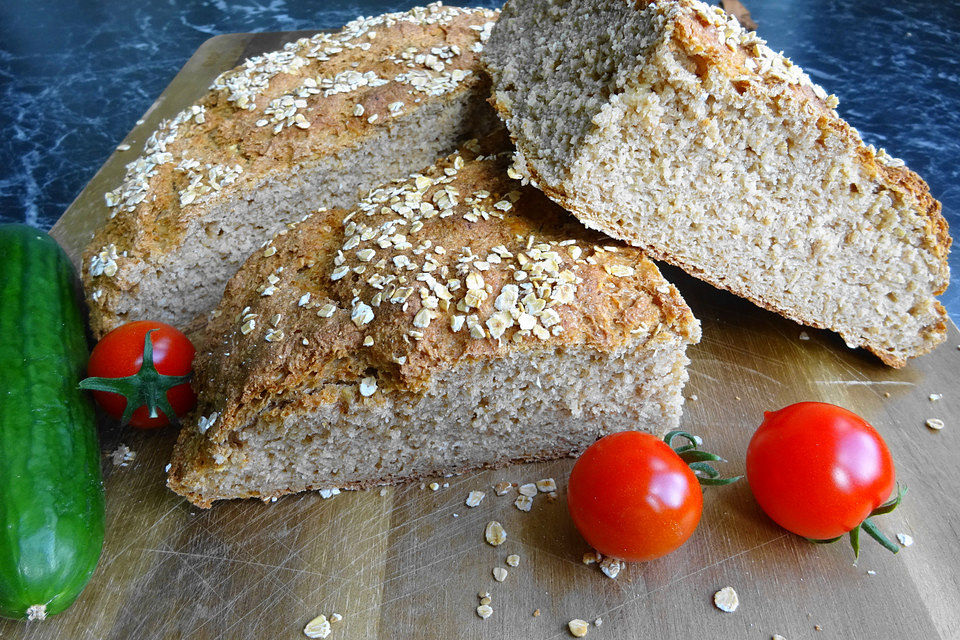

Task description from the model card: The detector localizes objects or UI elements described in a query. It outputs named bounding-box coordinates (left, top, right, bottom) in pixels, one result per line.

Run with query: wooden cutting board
left=5, top=31, right=959, bottom=640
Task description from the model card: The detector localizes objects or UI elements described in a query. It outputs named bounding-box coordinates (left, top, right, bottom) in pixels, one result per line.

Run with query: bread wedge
left=167, top=133, right=700, bottom=507
left=482, top=0, right=951, bottom=367
left=82, top=3, right=500, bottom=338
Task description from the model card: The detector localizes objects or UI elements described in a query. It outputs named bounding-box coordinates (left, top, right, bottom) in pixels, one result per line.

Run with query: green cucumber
left=0, top=224, right=105, bottom=621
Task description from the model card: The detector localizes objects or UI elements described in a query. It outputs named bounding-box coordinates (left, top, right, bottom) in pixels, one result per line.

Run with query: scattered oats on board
left=303, top=614, right=331, bottom=638
left=799, top=331, right=810, bottom=340
left=493, top=567, right=508, bottom=582
left=109, top=444, right=136, bottom=467
left=515, top=494, right=534, bottom=512
left=599, top=556, right=622, bottom=579
left=518, top=482, right=538, bottom=497
left=536, top=478, right=557, bottom=492
left=330, top=613, right=342, bottom=623
left=533, top=608, right=541, bottom=617
left=926, top=418, right=945, bottom=431
left=582, top=551, right=601, bottom=565
left=897, top=533, right=914, bottom=547
left=494, top=481, right=513, bottom=495
left=465, top=490, right=486, bottom=507
left=506, top=554, right=520, bottom=567
left=773, top=635, right=787, bottom=640
left=568, top=618, right=589, bottom=637
left=867, top=570, right=877, bottom=576
left=429, top=481, right=440, bottom=491
left=929, top=393, right=942, bottom=401
left=713, top=586, right=740, bottom=613
left=476, top=604, right=493, bottom=619
left=485, top=521, right=506, bottom=546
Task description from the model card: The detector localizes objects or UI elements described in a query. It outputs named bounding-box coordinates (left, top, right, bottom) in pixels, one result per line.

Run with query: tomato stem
left=663, top=430, right=742, bottom=486
left=870, top=484, right=906, bottom=517
left=861, top=518, right=899, bottom=554
left=78, top=330, right=191, bottom=427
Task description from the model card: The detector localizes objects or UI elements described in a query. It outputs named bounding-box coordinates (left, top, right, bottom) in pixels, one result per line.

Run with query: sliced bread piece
left=482, top=0, right=951, bottom=367
left=82, top=3, right=500, bottom=338
left=167, top=133, right=700, bottom=507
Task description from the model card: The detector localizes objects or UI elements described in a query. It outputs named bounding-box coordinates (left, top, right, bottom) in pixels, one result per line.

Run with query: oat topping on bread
left=82, top=3, right=500, bottom=338
left=167, top=132, right=700, bottom=507
left=482, top=0, right=951, bottom=367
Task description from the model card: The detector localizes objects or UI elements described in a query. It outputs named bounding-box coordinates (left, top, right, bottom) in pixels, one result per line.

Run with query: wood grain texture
left=5, top=31, right=957, bottom=640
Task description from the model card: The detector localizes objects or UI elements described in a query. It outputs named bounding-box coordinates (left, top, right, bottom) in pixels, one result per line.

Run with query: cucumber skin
left=0, top=224, right=105, bottom=620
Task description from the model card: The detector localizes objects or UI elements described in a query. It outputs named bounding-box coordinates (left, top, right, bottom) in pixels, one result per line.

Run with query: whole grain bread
left=482, top=0, right=951, bottom=367
left=82, top=3, right=500, bottom=338
left=167, top=132, right=700, bottom=507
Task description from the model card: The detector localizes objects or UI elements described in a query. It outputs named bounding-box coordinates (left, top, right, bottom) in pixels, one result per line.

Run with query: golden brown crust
left=487, top=0, right=950, bottom=367
left=166, top=131, right=700, bottom=502
left=81, top=4, right=500, bottom=338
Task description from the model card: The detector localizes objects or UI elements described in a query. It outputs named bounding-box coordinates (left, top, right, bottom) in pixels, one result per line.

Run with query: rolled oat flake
left=304, top=614, right=331, bottom=638
left=714, top=586, right=740, bottom=613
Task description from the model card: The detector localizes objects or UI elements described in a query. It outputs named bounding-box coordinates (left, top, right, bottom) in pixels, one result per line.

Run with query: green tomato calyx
left=78, top=329, right=192, bottom=426
left=663, top=430, right=742, bottom=487
left=806, top=484, right=907, bottom=561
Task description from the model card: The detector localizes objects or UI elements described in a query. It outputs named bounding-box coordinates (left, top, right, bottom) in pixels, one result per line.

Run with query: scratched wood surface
left=4, top=31, right=959, bottom=640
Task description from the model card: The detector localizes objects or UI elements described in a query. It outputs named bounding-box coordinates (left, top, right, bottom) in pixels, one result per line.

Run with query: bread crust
left=484, top=0, right=951, bottom=368
left=173, top=445, right=583, bottom=509
left=167, top=132, right=699, bottom=506
left=82, top=3, right=500, bottom=338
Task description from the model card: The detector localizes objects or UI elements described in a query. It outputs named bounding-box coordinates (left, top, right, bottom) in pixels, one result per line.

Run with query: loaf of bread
left=167, top=133, right=700, bottom=507
left=82, top=3, right=500, bottom=338
left=482, top=0, right=951, bottom=367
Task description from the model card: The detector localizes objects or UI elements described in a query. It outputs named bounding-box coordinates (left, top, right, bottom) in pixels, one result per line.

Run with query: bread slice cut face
left=82, top=4, right=501, bottom=338
left=167, top=134, right=700, bottom=507
left=482, top=0, right=951, bottom=366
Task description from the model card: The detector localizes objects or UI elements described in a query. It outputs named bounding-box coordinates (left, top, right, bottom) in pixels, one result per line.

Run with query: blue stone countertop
left=1, top=0, right=957, bottom=319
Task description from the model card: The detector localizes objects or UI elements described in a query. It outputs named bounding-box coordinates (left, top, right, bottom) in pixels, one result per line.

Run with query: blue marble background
left=1, top=0, right=957, bottom=319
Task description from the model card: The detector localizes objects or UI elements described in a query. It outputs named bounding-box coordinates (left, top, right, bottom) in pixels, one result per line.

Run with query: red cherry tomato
left=567, top=431, right=703, bottom=562
left=86, top=321, right=196, bottom=429
left=746, top=402, right=895, bottom=540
